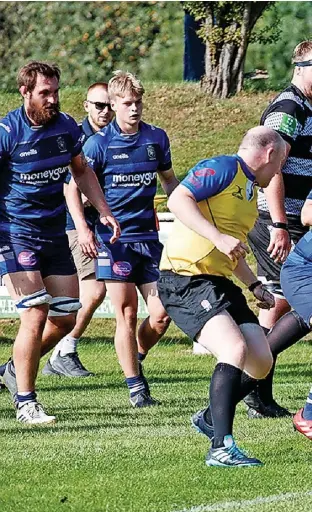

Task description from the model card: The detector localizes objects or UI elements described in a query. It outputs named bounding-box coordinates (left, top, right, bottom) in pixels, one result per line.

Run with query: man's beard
left=27, top=98, right=60, bottom=125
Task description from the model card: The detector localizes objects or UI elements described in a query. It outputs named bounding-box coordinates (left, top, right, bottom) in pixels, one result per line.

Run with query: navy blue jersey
left=83, top=119, right=172, bottom=242
left=0, top=106, right=82, bottom=238
left=65, top=117, right=98, bottom=231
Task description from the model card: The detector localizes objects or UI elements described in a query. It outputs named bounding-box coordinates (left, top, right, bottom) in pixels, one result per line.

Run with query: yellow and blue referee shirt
left=160, top=155, right=258, bottom=277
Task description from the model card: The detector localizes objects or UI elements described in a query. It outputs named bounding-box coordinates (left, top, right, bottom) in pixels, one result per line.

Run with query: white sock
left=60, top=336, right=79, bottom=356
left=50, top=339, right=64, bottom=364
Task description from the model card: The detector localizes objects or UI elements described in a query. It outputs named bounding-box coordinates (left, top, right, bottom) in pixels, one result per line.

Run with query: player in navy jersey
left=278, top=191, right=312, bottom=439
left=245, top=41, right=312, bottom=419
left=67, top=70, right=179, bottom=407
left=42, top=82, right=114, bottom=378
left=0, top=61, right=120, bottom=424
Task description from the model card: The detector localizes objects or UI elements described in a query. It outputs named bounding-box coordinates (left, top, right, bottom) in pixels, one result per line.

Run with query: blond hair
left=108, top=70, right=144, bottom=100
left=292, top=41, right=312, bottom=63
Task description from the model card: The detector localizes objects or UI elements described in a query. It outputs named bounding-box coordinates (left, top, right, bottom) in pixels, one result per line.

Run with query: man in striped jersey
left=246, top=41, right=312, bottom=418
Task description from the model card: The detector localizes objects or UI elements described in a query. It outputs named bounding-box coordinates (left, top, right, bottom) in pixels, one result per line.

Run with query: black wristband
left=248, top=280, right=262, bottom=292
left=272, top=222, right=288, bottom=231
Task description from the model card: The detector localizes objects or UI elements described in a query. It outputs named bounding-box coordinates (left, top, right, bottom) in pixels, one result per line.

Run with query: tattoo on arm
left=79, top=152, right=89, bottom=169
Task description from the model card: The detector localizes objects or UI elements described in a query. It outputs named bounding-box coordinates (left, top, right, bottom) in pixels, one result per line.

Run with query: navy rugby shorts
left=281, top=251, right=312, bottom=328
left=0, top=233, right=76, bottom=278
left=96, top=239, right=163, bottom=285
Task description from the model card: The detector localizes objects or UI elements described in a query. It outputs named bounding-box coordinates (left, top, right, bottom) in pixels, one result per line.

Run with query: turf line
left=173, top=490, right=312, bottom=512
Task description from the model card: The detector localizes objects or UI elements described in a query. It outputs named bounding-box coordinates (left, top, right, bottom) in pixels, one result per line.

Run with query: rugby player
left=0, top=62, right=119, bottom=424
left=42, top=82, right=114, bottom=377
left=246, top=40, right=312, bottom=418
left=260, top=191, right=312, bottom=439
left=67, top=70, right=179, bottom=407
left=157, top=127, right=286, bottom=467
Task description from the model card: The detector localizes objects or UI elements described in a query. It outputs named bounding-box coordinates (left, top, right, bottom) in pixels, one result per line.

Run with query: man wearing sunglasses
left=42, top=82, right=114, bottom=378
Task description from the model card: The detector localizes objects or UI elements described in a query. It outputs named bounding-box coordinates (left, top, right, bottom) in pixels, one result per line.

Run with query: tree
left=183, top=1, right=274, bottom=98
left=246, top=1, right=312, bottom=91
left=0, top=1, right=175, bottom=90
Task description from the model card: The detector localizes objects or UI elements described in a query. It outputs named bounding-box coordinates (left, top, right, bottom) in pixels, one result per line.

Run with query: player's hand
left=214, top=234, right=249, bottom=261
left=267, top=228, right=291, bottom=263
left=78, top=227, right=99, bottom=259
left=253, top=284, right=275, bottom=310
left=99, top=215, right=121, bottom=244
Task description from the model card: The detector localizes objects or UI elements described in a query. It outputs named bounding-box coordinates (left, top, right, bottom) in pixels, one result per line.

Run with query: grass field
left=0, top=85, right=311, bottom=511
left=0, top=320, right=312, bottom=512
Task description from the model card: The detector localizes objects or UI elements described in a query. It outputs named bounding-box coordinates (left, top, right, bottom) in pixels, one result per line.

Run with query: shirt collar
left=112, top=118, right=141, bottom=136
left=235, top=154, right=256, bottom=182
left=82, top=117, right=96, bottom=137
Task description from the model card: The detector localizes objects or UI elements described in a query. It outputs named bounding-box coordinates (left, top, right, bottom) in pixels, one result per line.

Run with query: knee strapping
left=15, top=288, right=52, bottom=314
left=48, top=297, right=81, bottom=317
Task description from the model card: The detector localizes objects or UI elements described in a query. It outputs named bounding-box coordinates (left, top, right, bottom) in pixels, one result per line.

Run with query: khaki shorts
left=66, top=229, right=95, bottom=280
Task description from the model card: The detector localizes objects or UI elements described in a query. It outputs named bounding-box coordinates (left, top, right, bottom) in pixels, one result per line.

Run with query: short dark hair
left=87, top=82, right=109, bottom=95
left=17, top=61, right=61, bottom=93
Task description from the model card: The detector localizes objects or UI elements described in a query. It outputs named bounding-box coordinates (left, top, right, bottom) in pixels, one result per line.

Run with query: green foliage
left=140, top=2, right=184, bottom=83
left=246, top=2, right=312, bottom=90
left=183, top=1, right=276, bottom=47
left=0, top=1, right=181, bottom=90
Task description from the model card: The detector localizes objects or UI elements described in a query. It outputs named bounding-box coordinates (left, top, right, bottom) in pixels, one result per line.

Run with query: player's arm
left=264, top=141, right=291, bottom=263
left=70, top=152, right=120, bottom=244
left=233, top=257, right=275, bottom=310
left=157, top=168, right=179, bottom=197
left=65, top=179, right=99, bottom=259
left=157, top=131, right=179, bottom=196
left=168, top=185, right=249, bottom=261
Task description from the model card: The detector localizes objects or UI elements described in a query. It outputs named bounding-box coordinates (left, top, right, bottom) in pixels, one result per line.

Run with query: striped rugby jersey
left=258, top=84, right=312, bottom=216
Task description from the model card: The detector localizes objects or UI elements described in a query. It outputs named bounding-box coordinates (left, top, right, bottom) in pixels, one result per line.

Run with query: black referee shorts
left=157, top=271, right=258, bottom=341
left=248, top=211, right=307, bottom=298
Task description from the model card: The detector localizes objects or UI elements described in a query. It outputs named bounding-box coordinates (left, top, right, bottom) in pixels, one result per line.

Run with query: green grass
left=0, top=321, right=312, bottom=512
left=0, top=84, right=307, bottom=510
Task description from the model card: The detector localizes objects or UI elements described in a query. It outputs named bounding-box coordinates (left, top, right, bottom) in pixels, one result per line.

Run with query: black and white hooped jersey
left=258, top=84, right=312, bottom=217
left=0, top=106, right=82, bottom=238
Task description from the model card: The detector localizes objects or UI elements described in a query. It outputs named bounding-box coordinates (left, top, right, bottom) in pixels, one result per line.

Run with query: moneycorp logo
left=112, top=172, right=157, bottom=187
left=20, top=166, right=68, bottom=182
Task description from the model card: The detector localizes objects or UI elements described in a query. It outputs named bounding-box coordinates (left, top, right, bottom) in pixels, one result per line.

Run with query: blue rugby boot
left=191, top=408, right=214, bottom=441
left=206, top=435, right=263, bottom=467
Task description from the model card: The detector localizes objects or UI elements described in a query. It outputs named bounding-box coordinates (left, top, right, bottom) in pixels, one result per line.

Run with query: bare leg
left=137, top=282, right=171, bottom=354
left=105, top=280, right=139, bottom=378
left=258, top=297, right=291, bottom=330
left=69, top=275, right=106, bottom=338
left=3, top=271, right=49, bottom=392
left=41, top=274, right=79, bottom=356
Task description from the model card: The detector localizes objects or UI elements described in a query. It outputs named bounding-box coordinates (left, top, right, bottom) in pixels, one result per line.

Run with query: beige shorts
left=66, top=229, right=96, bottom=280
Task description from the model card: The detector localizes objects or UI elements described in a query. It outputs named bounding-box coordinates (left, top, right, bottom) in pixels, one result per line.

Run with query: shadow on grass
left=276, top=362, right=312, bottom=380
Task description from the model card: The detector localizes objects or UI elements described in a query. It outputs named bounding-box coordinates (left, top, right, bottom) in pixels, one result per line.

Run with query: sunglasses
left=86, top=100, right=112, bottom=111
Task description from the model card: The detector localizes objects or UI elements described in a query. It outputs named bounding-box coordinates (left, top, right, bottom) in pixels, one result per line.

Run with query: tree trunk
left=201, top=2, right=270, bottom=98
